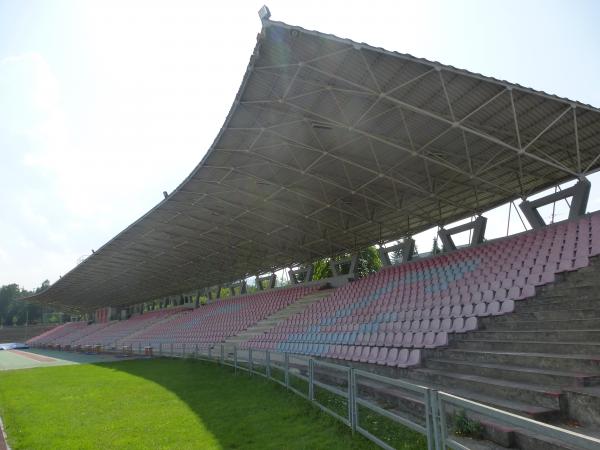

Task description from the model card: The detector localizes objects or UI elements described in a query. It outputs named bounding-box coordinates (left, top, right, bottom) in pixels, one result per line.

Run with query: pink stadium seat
left=368, top=347, right=379, bottom=364
left=386, top=348, right=399, bottom=366
left=376, top=347, right=389, bottom=365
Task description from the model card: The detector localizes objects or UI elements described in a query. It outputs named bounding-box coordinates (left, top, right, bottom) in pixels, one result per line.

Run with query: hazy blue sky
left=1, top=0, right=599, bottom=289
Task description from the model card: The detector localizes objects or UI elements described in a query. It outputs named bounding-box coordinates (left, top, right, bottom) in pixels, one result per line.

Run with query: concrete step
left=403, top=368, right=563, bottom=410
left=454, top=339, right=600, bottom=355
left=563, top=386, right=600, bottom=427
left=424, top=359, right=600, bottom=387
left=512, top=428, right=587, bottom=450
left=456, top=330, right=600, bottom=342
left=540, top=280, right=600, bottom=291
left=483, top=319, right=600, bottom=331
left=442, top=387, right=560, bottom=422
left=538, top=290, right=600, bottom=302
left=537, top=285, right=600, bottom=297
left=489, top=309, right=600, bottom=322
left=432, top=349, right=600, bottom=373
left=563, top=273, right=600, bottom=284
left=516, top=298, right=600, bottom=312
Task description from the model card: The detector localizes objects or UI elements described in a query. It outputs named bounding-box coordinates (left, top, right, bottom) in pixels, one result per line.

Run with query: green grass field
left=0, top=358, right=426, bottom=450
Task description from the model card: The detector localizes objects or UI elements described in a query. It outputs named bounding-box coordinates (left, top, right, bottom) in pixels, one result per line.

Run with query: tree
left=312, top=258, right=333, bottom=280
left=35, top=280, right=50, bottom=293
left=389, top=242, right=419, bottom=264
left=0, top=284, right=20, bottom=327
left=355, top=246, right=382, bottom=277
left=0, top=281, right=58, bottom=326
left=311, top=246, right=382, bottom=281
left=432, top=237, right=442, bottom=255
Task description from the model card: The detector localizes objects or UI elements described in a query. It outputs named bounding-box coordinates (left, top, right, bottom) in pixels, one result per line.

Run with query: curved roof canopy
left=29, top=13, right=600, bottom=311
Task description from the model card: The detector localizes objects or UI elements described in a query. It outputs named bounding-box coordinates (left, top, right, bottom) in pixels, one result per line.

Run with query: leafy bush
left=453, top=409, right=484, bottom=439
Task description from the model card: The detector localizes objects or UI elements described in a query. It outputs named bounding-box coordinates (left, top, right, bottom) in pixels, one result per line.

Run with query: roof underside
left=28, top=17, right=600, bottom=312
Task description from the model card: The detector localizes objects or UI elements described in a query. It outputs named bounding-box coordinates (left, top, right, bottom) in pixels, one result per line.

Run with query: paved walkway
left=0, top=348, right=138, bottom=371
left=0, top=414, right=7, bottom=450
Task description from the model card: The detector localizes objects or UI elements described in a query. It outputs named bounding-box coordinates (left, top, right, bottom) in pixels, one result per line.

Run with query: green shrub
left=452, top=409, right=484, bottom=439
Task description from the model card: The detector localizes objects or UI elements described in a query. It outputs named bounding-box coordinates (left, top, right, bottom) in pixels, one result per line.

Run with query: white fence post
left=266, top=350, right=271, bottom=379
left=349, top=368, right=356, bottom=433
left=234, top=346, right=238, bottom=374
left=284, top=353, right=290, bottom=388
left=435, top=391, right=447, bottom=449
left=308, top=359, right=314, bottom=401
left=424, top=390, right=436, bottom=450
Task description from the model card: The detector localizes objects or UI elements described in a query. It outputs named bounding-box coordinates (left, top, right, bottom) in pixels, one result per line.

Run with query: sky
left=1, top=0, right=599, bottom=290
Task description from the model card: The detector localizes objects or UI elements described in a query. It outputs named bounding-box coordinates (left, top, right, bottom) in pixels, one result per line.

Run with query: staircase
left=391, top=257, right=600, bottom=448
left=117, top=308, right=194, bottom=347
left=223, top=289, right=332, bottom=351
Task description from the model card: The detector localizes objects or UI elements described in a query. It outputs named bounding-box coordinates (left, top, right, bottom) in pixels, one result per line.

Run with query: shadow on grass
left=100, top=357, right=427, bottom=450
left=92, top=357, right=389, bottom=450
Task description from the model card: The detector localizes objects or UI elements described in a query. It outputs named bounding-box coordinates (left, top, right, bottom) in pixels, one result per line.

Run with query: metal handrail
left=437, top=392, right=600, bottom=450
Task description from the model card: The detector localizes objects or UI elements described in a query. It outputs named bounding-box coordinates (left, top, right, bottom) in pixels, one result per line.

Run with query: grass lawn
left=0, top=358, right=427, bottom=450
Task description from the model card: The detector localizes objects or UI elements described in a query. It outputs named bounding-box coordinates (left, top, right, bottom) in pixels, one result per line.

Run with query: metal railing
left=435, top=392, right=600, bottom=450
left=33, top=341, right=600, bottom=450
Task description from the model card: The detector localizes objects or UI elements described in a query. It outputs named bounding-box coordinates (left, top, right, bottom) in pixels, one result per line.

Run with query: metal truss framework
left=28, top=15, right=600, bottom=311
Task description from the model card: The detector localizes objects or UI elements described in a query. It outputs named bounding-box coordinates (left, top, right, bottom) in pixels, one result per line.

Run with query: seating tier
left=245, top=213, right=600, bottom=368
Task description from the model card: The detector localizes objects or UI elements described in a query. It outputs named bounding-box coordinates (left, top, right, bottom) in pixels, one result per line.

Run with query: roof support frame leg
left=379, top=238, right=415, bottom=266
left=254, top=275, right=263, bottom=291
left=255, top=273, right=277, bottom=290
left=519, top=178, right=590, bottom=229
left=438, top=216, right=487, bottom=252
left=330, top=253, right=358, bottom=278
left=289, top=265, right=314, bottom=284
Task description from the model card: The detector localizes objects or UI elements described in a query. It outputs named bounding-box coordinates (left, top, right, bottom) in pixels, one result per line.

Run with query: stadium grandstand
left=9, top=6, right=600, bottom=450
